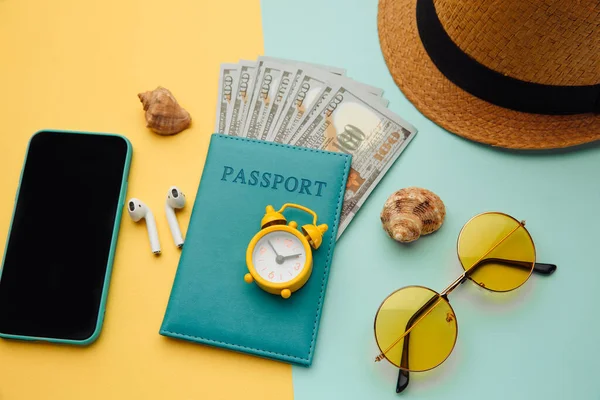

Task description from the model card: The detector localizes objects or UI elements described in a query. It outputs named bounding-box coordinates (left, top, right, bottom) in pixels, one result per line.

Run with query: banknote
left=256, top=56, right=386, bottom=101
left=348, top=78, right=384, bottom=97
left=268, top=69, right=389, bottom=143
left=342, top=78, right=387, bottom=105
left=284, top=75, right=388, bottom=144
left=376, top=96, right=390, bottom=108
left=258, top=66, right=297, bottom=140
left=289, top=84, right=417, bottom=237
left=215, top=63, right=239, bottom=134
left=267, top=68, right=332, bottom=143
left=254, top=58, right=349, bottom=141
left=243, top=61, right=295, bottom=139
left=259, top=66, right=305, bottom=139
left=257, top=55, right=346, bottom=76
left=228, top=57, right=277, bottom=136
left=226, top=60, right=258, bottom=136
left=285, top=83, right=338, bottom=144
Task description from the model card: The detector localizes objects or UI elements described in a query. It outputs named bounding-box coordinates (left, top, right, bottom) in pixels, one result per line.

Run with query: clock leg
left=244, top=273, right=254, bottom=284
left=281, top=289, right=291, bottom=299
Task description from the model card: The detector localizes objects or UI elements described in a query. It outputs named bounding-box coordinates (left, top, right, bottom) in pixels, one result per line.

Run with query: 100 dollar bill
left=215, top=64, right=239, bottom=134
left=348, top=78, right=385, bottom=98
left=290, top=85, right=417, bottom=237
left=257, top=55, right=346, bottom=76
left=258, top=66, right=297, bottom=140
left=243, top=61, right=294, bottom=139
left=274, top=71, right=390, bottom=144
left=287, top=83, right=337, bottom=143
left=226, top=60, right=257, bottom=136
left=267, top=68, right=333, bottom=143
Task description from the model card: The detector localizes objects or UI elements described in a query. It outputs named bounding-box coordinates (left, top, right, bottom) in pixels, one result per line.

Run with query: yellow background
left=0, top=0, right=293, bottom=398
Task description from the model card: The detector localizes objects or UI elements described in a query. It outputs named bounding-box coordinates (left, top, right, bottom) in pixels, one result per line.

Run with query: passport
left=160, top=134, right=351, bottom=366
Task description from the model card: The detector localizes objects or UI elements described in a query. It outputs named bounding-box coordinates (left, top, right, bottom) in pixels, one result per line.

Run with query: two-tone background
left=1, top=0, right=599, bottom=399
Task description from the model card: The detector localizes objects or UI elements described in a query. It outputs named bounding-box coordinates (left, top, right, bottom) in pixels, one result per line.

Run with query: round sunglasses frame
left=457, top=211, right=537, bottom=293
left=373, top=285, right=459, bottom=372
left=373, top=212, right=538, bottom=372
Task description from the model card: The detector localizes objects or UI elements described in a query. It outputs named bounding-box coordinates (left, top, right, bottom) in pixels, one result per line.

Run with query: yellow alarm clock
left=244, top=203, right=328, bottom=299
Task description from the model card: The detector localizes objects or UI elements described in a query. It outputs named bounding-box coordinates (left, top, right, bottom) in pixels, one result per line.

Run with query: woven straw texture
left=378, top=0, right=600, bottom=149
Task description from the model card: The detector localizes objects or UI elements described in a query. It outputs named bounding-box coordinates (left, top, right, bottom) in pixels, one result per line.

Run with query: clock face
left=252, top=230, right=307, bottom=284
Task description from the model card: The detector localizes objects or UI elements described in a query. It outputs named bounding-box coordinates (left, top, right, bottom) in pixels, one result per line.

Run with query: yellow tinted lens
left=374, top=286, right=457, bottom=372
left=458, top=213, right=535, bottom=292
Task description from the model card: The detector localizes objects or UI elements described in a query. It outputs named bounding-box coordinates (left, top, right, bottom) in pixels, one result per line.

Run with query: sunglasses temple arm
left=533, top=262, right=557, bottom=275
left=468, top=258, right=557, bottom=277
left=397, top=369, right=410, bottom=394
left=396, top=293, right=441, bottom=394
left=397, top=334, right=410, bottom=393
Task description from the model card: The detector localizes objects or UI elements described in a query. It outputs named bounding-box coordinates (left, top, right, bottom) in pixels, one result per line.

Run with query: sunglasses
left=373, top=212, right=557, bottom=393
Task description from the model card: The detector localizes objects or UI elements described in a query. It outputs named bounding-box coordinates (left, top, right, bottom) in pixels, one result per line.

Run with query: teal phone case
left=0, top=129, right=132, bottom=345
left=160, top=134, right=351, bottom=366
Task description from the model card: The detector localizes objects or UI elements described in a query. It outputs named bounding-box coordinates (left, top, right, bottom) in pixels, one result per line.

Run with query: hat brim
left=378, top=0, right=600, bottom=150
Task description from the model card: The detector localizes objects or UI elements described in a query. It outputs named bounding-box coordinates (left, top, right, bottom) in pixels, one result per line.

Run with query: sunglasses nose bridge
left=441, top=272, right=468, bottom=298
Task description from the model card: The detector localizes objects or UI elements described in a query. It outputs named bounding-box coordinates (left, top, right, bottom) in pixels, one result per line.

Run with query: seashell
left=138, top=87, right=191, bottom=135
left=380, top=187, right=445, bottom=243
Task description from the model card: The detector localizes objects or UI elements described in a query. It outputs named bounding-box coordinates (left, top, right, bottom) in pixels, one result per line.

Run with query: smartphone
left=0, top=130, right=132, bottom=345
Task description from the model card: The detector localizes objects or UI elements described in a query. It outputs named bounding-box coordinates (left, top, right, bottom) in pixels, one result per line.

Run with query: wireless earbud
left=166, top=186, right=186, bottom=248
left=127, top=198, right=161, bottom=255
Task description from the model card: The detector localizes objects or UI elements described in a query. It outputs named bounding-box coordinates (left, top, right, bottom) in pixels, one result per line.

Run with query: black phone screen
left=0, top=131, right=129, bottom=341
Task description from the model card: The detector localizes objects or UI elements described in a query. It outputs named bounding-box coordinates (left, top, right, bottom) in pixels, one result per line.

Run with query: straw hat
left=378, top=0, right=600, bottom=149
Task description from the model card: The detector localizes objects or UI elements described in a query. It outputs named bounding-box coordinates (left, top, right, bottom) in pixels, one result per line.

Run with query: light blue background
left=261, top=1, right=600, bottom=399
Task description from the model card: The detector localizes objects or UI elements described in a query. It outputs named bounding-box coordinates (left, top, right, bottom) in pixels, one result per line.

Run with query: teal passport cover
left=160, top=134, right=351, bottom=366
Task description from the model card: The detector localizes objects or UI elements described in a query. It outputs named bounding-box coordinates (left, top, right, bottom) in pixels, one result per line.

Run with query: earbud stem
left=145, top=210, right=161, bottom=255
left=166, top=203, right=184, bottom=248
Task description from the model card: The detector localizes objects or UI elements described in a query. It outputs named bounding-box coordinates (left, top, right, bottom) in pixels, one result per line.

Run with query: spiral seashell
left=380, top=187, right=445, bottom=243
left=138, top=87, right=191, bottom=135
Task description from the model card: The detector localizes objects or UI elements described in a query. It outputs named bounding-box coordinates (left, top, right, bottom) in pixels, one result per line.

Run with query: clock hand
left=282, top=253, right=302, bottom=260
left=269, top=240, right=286, bottom=265
left=267, top=240, right=280, bottom=257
